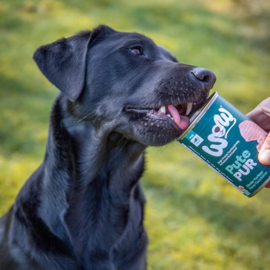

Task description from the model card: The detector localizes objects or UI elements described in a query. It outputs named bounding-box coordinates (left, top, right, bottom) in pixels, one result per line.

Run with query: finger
left=259, top=132, right=270, bottom=166
left=265, top=182, right=270, bottom=188
left=246, top=98, right=270, bottom=131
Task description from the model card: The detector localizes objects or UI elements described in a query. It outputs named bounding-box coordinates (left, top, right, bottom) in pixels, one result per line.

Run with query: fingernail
left=259, top=150, right=270, bottom=165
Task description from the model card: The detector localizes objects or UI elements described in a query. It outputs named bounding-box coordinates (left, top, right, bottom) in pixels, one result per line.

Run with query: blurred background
left=0, top=0, right=270, bottom=269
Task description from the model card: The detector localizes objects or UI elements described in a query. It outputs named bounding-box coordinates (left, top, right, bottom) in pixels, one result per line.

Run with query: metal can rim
left=248, top=176, right=270, bottom=197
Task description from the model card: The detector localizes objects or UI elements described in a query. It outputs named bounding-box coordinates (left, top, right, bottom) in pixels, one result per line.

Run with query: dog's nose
left=191, top=67, right=216, bottom=90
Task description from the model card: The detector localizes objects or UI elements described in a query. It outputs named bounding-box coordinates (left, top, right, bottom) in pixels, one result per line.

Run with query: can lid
left=177, top=92, right=218, bottom=141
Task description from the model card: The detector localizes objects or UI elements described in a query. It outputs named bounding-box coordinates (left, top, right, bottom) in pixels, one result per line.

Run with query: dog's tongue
left=168, top=105, right=190, bottom=130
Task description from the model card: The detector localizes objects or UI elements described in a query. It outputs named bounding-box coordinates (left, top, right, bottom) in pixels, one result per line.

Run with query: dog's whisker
left=92, top=114, right=99, bottom=126
left=77, top=113, right=92, bottom=123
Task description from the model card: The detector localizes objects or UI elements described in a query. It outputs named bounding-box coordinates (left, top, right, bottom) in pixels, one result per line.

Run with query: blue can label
left=179, top=93, right=270, bottom=197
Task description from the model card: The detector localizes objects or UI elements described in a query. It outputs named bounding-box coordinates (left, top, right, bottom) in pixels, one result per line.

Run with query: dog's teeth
left=186, top=102, right=193, bottom=115
left=167, top=114, right=171, bottom=117
left=159, top=106, right=166, bottom=114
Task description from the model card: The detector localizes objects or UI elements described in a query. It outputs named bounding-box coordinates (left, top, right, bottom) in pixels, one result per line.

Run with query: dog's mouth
left=125, top=100, right=205, bottom=132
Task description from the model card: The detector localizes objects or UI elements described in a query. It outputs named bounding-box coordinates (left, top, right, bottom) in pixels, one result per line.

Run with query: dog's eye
left=129, top=47, right=143, bottom=56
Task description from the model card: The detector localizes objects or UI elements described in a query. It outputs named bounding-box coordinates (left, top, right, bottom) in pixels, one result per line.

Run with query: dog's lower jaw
left=7, top=96, right=148, bottom=269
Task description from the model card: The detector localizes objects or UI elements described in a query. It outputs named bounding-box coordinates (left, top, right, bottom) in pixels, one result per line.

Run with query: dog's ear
left=33, top=25, right=115, bottom=102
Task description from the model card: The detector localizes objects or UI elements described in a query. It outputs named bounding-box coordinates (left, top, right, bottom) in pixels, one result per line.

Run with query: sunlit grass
left=1, top=0, right=270, bottom=269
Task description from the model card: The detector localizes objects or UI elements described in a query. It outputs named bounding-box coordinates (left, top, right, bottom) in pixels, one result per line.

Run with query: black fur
left=0, top=25, right=215, bottom=269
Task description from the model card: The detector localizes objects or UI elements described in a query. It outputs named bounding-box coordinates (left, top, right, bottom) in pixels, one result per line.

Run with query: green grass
left=1, top=0, right=270, bottom=269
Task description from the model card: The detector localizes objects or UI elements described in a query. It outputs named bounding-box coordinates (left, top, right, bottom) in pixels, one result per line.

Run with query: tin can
left=178, top=92, right=270, bottom=197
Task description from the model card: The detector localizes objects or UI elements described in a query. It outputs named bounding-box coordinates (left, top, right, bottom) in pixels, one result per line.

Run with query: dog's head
left=34, top=25, right=216, bottom=146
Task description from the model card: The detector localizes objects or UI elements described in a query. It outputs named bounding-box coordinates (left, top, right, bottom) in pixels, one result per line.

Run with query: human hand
left=246, top=98, right=270, bottom=187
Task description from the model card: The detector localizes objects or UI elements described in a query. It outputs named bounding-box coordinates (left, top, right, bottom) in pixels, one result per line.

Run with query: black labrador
left=0, top=25, right=216, bottom=270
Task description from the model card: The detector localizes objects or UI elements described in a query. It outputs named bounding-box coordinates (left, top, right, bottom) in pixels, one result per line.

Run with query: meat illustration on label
left=239, top=120, right=268, bottom=152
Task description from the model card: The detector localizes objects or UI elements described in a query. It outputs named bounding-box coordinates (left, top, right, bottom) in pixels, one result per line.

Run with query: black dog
left=0, top=25, right=216, bottom=269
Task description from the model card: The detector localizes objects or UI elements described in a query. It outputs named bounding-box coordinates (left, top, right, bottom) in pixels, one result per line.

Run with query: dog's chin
left=117, top=118, right=183, bottom=147
left=136, top=125, right=182, bottom=146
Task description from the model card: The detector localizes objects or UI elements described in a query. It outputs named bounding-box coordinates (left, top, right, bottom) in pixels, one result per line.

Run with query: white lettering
left=202, top=108, right=236, bottom=157
left=232, top=158, right=257, bottom=181
left=202, top=136, right=228, bottom=157
left=234, top=172, right=242, bottom=181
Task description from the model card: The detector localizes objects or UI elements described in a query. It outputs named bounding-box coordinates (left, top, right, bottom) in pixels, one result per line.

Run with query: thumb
left=259, top=132, right=270, bottom=165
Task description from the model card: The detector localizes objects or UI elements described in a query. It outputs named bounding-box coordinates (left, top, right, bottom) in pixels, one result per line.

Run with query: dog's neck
left=33, top=96, right=147, bottom=264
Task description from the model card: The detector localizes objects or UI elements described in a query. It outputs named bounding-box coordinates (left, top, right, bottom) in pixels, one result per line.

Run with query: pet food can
left=178, top=92, right=270, bottom=197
